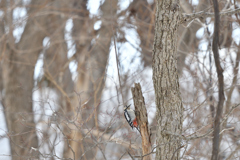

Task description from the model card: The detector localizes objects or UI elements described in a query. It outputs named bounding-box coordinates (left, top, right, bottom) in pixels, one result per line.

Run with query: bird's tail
left=136, top=127, right=140, bottom=133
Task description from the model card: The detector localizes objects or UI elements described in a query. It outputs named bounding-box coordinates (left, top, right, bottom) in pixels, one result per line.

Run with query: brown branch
left=211, top=0, right=225, bottom=159
left=133, top=147, right=156, bottom=159
left=182, top=8, right=240, bottom=23
left=131, top=83, right=151, bottom=160
left=224, top=45, right=240, bottom=118
left=226, top=144, right=240, bottom=160
left=81, top=129, right=140, bottom=150
left=162, top=103, right=240, bottom=141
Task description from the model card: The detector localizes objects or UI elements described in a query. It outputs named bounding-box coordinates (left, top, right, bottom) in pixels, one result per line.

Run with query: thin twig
left=171, top=145, right=185, bottom=160
left=163, top=103, right=240, bottom=141
left=127, top=151, right=134, bottom=160
left=111, top=1, right=125, bottom=106
left=113, top=36, right=125, bottom=106
left=182, top=8, right=240, bottom=23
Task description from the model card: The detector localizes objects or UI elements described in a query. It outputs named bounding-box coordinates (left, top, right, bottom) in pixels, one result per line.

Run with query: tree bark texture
left=153, top=0, right=183, bottom=159
left=131, top=83, right=151, bottom=160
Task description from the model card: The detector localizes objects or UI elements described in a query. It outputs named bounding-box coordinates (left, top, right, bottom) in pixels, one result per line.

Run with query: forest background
left=0, top=0, right=240, bottom=159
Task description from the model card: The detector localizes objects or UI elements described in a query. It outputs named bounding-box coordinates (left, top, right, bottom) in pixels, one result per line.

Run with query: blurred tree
left=1, top=0, right=48, bottom=158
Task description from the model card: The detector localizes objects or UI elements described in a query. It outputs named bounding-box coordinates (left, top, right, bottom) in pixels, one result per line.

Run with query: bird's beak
left=124, top=104, right=131, bottom=110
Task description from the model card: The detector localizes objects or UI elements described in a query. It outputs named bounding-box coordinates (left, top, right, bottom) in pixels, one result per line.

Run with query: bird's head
left=124, top=104, right=131, bottom=111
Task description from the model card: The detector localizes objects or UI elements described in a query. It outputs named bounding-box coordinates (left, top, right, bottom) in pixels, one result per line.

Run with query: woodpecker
left=124, top=104, right=139, bottom=132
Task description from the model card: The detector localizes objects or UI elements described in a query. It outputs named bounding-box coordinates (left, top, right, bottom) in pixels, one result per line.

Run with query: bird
left=124, top=104, right=140, bottom=132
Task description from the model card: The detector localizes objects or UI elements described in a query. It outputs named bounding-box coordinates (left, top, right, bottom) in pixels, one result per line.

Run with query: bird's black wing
left=124, top=110, right=133, bottom=129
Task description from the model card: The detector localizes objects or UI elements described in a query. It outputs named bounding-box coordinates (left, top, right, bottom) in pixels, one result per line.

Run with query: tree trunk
left=152, top=0, right=183, bottom=159
left=62, top=0, right=118, bottom=159
left=1, top=0, right=48, bottom=158
left=131, top=83, right=151, bottom=160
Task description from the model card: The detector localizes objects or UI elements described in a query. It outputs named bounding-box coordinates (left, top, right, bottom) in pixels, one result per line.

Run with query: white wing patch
left=124, top=110, right=134, bottom=129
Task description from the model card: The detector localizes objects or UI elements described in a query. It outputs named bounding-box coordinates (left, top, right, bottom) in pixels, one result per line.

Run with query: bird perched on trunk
left=124, top=104, right=140, bottom=132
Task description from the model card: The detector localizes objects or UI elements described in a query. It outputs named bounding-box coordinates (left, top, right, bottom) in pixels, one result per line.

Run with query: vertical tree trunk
left=2, top=0, right=48, bottom=158
left=152, top=0, right=183, bottom=159
left=3, top=48, right=40, bottom=159
left=62, top=0, right=118, bottom=159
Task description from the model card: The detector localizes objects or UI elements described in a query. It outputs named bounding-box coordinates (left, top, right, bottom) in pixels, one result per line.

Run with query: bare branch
left=226, top=145, right=240, bottom=160
left=182, top=8, right=240, bottom=23
left=81, top=129, right=140, bottom=150
left=211, top=0, right=225, bottom=158
left=223, top=46, right=240, bottom=122
left=163, top=103, right=240, bottom=141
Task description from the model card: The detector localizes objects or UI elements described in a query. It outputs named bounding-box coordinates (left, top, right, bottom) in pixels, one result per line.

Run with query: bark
left=1, top=0, right=49, bottom=158
left=153, top=0, right=183, bottom=159
left=131, top=83, right=151, bottom=160
left=211, top=0, right=225, bottom=159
